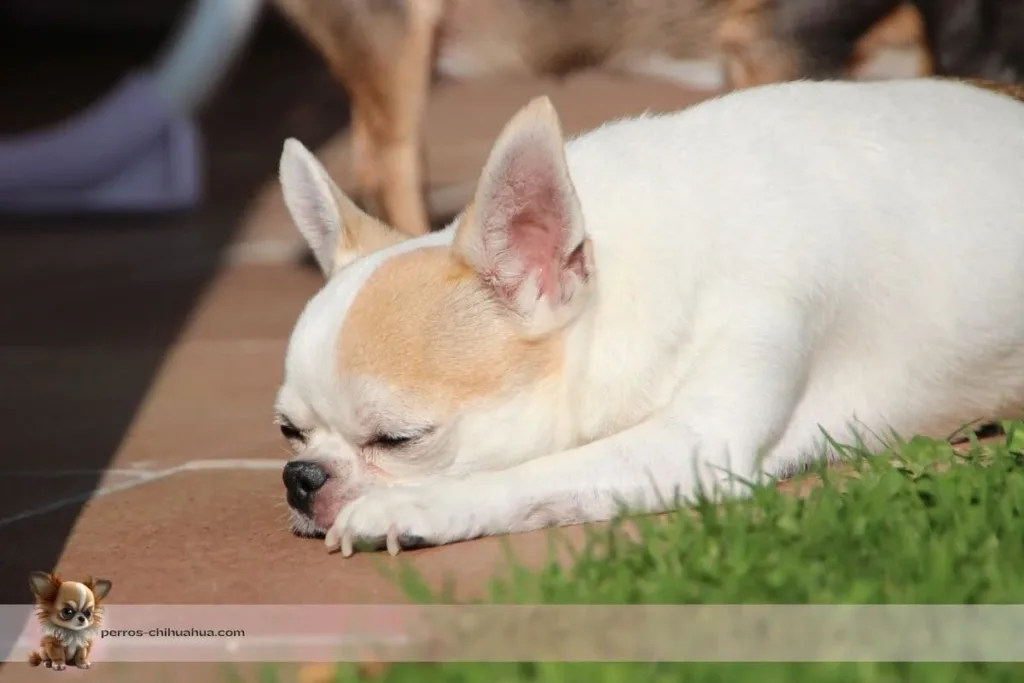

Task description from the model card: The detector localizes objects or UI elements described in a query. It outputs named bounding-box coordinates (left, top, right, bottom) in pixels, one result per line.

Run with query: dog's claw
left=325, top=526, right=353, bottom=557
left=386, top=526, right=401, bottom=556
left=324, top=527, right=340, bottom=553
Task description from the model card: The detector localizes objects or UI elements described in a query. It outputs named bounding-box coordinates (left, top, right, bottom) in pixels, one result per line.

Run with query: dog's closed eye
left=280, top=423, right=304, bottom=441
left=277, top=415, right=308, bottom=443
left=367, top=433, right=413, bottom=448
left=365, top=426, right=435, bottom=450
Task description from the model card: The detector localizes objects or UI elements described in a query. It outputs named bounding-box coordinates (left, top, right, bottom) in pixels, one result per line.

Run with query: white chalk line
left=1, top=468, right=158, bottom=477
left=0, top=458, right=287, bottom=529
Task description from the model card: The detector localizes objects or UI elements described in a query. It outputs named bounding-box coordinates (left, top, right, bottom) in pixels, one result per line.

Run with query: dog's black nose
left=282, top=460, right=329, bottom=513
left=76, top=615, right=86, bottom=624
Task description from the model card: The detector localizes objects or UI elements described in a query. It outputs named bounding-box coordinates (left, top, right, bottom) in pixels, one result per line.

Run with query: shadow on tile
left=0, top=9, right=348, bottom=624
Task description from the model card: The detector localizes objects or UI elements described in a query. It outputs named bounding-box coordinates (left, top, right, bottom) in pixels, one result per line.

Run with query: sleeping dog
left=275, top=77, right=1024, bottom=556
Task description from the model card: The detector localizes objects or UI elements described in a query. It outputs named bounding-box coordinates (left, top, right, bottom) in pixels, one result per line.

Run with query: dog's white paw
left=324, top=482, right=486, bottom=557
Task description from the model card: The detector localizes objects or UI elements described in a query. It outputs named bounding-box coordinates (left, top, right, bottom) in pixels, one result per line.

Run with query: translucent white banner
left=4, top=604, right=1024, bottom=662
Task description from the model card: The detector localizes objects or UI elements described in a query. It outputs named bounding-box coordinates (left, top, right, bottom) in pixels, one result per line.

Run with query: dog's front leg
left=74, top=643, right=92, bottom=669
left=326, top=301, right=812, bottom=555
left=43, top=638, right=66, bottom=671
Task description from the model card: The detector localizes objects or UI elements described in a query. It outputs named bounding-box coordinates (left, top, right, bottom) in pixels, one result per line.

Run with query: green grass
left=326, top=423, right=1024, bottom=682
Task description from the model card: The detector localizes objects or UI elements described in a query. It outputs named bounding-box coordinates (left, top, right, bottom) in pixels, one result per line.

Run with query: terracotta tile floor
left=0, top=10, right=715, bottom=678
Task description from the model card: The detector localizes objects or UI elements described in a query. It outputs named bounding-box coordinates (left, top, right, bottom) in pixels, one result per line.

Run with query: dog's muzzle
left=282, top=460, right=329, bottom=514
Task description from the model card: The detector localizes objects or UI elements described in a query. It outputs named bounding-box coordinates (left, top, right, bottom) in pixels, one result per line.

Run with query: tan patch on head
left=338, top=244, right=562, bottom=413
left=341, top=211, right=410, bottom=258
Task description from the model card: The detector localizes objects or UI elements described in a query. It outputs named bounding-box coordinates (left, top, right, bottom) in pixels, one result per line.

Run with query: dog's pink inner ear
left=456, top=96, right=592, bottom=336
left=488, top=146, right=575, bottom=300
left=461, top=134, right=586, bottom=315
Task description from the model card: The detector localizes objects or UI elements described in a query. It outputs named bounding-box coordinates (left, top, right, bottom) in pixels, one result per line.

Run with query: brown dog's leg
left=718, top=0, right=906, bottom=89
left=355, top=0, right=439, bottom=236
left=849, top=4, right=930, bottom=79
left=718, top=0, right=804, bottom=89
left=74, top=642, right=92, bottom=669
left=42, top=636, right=66, bottom=671
left=273, top=0, right=441, bottom=237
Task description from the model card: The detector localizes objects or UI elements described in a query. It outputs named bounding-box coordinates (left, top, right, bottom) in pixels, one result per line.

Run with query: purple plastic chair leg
left=0, top=73, right=200, bottom=214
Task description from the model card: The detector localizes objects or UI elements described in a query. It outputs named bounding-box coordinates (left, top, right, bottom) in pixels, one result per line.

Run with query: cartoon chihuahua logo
left=27, top=571, right=112, bottom=670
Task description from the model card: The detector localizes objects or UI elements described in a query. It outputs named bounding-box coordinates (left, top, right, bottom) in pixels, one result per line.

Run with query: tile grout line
left=0, top=459, right=287, bottom=529
left=0, top=470, right=178, bottom=530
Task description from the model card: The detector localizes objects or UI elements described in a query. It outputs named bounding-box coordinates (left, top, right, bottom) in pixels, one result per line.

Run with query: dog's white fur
left=276, top=78, right=1024, bottom=555
left=40, top=622, right=98, bottom=662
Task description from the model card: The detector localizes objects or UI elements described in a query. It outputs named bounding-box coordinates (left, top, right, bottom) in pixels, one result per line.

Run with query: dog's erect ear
left=28, top=571, right=60, bottom=601
left=454, top=96, right=595, bottom=339
left=87, top=577, right=113, bottom=601
left=279, top=138, right=410, bottom=276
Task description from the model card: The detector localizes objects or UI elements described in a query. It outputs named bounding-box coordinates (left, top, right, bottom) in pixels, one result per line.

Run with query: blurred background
left=0, top=0, right=351, bottom=605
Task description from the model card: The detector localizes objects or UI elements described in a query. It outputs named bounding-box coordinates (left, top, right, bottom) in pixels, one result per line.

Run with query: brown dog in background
left=270, top=0, right=932, bottom=238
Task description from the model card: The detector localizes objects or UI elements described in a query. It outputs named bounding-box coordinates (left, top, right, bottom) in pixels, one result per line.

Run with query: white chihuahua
left=275, top=78, right=1024, bottom=557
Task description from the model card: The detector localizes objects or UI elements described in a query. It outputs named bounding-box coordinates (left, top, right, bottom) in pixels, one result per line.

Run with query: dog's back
left=566, top=77, right=1024, bottom=332
left=557, top=78, right=1024, bottom=445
